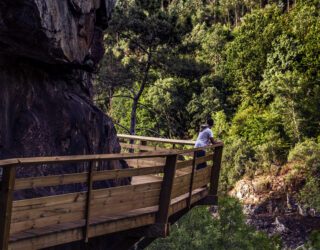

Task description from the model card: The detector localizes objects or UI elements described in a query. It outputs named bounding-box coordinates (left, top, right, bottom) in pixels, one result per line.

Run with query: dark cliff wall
left=0, top=0, right=129, bottom=198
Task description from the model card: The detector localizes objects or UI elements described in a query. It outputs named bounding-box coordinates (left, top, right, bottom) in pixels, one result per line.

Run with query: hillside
left=95, top=0, right=320, bottom=249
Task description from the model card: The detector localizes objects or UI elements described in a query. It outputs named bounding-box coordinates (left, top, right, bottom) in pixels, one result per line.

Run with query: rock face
left=0, top=0, right=115, bottom=66
left=0, top=0, right=129, bottom=199
left=230, top=176, right=320, bottom=249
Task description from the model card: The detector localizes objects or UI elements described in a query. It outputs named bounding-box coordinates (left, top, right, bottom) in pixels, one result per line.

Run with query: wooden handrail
left=0, top=144, right=223, bottom=168
left=0, top=151, right=176, bottom=168
left=118, top=134, right=196, bottom=146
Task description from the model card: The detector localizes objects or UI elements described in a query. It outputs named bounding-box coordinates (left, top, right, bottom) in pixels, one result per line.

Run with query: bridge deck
left=0, top=135, right=223, bottom=250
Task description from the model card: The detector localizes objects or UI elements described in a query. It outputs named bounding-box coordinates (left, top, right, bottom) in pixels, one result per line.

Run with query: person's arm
left=209, top=136, right=215, bottom=144
left=208, top=129, right=215, bottom=144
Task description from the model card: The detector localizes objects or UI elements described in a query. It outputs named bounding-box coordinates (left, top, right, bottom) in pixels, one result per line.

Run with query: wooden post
left=155, top=154, right=177, bottom=237
left=84, top=161, right=95, bottom=243
left=209, top=146, right=223, bottom=197
left=0, top=166, right=16, bottom=250
left=129, top=139, right=135, bottom=153
left=187, top=151, right=197, bottom=209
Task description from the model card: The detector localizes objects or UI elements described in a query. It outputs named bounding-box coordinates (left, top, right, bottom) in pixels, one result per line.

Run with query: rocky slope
left=230, top=166, right=320, bottom=249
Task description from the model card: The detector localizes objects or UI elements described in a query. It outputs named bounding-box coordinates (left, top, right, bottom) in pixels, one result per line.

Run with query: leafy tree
left=224, top=5, right=282, bottom=106
left=261, top=3, right=320, bottom=143
left=102, top=0, right=181, bottom=135
left=288, top=139, right=320, bottom=211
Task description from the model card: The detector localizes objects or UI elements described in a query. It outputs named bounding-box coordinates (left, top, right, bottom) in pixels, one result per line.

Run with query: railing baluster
left=155, top=154, right=177, bottom=237
left=205, top=146, right=223, bottom=205
left=84, top=161, right=96, bottom=243
left=0, top=165, right=16, bottom=250
left=187, top=151, right=197, bottom=209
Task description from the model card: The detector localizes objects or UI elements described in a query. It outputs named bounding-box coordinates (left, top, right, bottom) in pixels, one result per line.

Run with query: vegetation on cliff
left=95, top=0, right=320, bottom=248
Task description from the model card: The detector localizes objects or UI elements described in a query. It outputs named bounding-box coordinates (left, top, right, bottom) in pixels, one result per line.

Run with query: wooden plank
left=0, top=166, right=16, bottom=250
left=10, top=209, right=85, bottom=234
left=11, top=199, right=85, bottom=223
left=176, top=153, right=212, bottom=170
left=92, top=189, right=161, bottom=208
left=14, top=172, right=88, bottom=190
left=171, top=167, right=211, bottom=199
left=125, top=158, right=165, bottom=168
left=176, top=159, right=193, bottom=170
left=9, top=226, right=83, bottom=250
left=169, top=188, right=209, bottom=216
left=91, top=195, right=160, bottom=218
left=9, top=188, right=208, bottom=249
left=118, top=134, right=196, bottom=146
left=88, top=212, right=156, bottom=239
left=11, top=184, right=162, bottom=234
left=120, top=143, right=170, bottom=152
left=93, top=181, right=162, bottom=200
left=195, top=154, right=213, bottom=164
left=12, top=181, right=162, bottom=222
left=10, top=193, right=161, bottom=235
left=131, top=175, right=162, bottom=185
left=155, top=154, right=177, bottom=235
left=1, top=143, right=222, bottom=169
left=10, top=166, right=209, bottom=234
left=94, top=166, right=164, bottom=180
left=14, top=165, right=164, bottom=190
left=0, top=151, right=181, bottom=168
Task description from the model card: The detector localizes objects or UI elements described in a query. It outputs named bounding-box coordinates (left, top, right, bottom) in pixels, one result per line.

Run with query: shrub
left=288, top=139, right=320, bottom=210
left=148, top=197, right=281, bottom=250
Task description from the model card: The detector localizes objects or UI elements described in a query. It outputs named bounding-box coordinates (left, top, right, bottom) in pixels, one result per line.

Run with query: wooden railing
left=0, top=135, right=223, bottom=250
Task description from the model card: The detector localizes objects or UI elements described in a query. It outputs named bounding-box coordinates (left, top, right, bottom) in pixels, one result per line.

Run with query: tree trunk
left=130, top=98, right=139, bottom=136
left=129, top=53, right=152, bottom=138
left=235, top=5, right=238, bottom=26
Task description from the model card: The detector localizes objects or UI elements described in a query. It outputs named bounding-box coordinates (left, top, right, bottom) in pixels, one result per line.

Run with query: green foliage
left=261, top=3, right=320, bottom=142
left=96, top=0, right=320, bottom=208
left=213, top=110, right=229, bottom=140
left=93, top=1, right=320, bottom=247
left=306, top=231, right=320, bottom=250
left=187, top=85, right=223, bottom=132
left=146, top=77, right=193, bottom=137
left=224, top=5, right=282, bottom=105
left=220, top=137, right=256, bottom=189
left=288, top=140, right=320, bottom=210
left=148, top=197, right=281, bottom=250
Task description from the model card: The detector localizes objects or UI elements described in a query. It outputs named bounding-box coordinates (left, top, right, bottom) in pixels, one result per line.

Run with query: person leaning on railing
left=194, top=118, right=215, bottom=170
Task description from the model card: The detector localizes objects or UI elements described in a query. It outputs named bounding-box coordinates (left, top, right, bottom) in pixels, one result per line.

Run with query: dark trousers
left=196, top=150, right=207, bottom=170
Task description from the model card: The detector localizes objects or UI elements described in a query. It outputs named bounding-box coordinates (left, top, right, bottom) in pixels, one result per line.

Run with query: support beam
left=84, top=161, right=96, bottom=242
left=155, top=154, right=177, bottom=237
left=0, top=166, right=16, bottom=250
left=209, top=146, right=223, bottom=198
left=187, top=151, right=197, bottom=209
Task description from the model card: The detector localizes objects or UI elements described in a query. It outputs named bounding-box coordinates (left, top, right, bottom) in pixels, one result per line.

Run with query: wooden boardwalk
left=0, top=135, right=223, bottom=250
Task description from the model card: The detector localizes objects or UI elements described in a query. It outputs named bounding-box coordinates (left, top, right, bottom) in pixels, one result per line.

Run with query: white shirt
left=195, top=127, right=213, bottom=148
